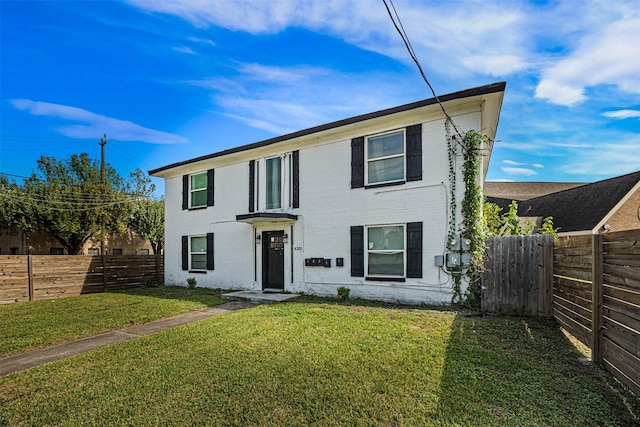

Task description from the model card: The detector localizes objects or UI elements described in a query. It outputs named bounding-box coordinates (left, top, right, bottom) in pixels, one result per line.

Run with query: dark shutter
left=351, top=137, right=364, bottom=189
left=406, top=222, right=423, bottom=278
left=206, top=232, right=214, bottom=271
left=406, top=124, right=422, bottom=182
left=207, top=169, right=215, bottom=207
left=292, top=150, right=300, bottom=208
left=181, top=235, right=188, bottom=271
left=248, top=160, right=255, bottom=213
left=350, top=226, right=364, bottom=277
left=182, top=175, right=189, bottom=210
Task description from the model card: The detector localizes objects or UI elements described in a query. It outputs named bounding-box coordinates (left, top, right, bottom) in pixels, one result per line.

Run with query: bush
left=336, top=286, right=350, bottom=300
left=186, top=277, right=197, bottom=289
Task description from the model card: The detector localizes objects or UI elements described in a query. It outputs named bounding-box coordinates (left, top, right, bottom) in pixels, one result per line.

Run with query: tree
left=126, top=168, right=164, bottom=255
left=483, top=200, right=557, bottom=239
left=16, top=153, right=134, bottom=254
left=483, top=201, right=503, bottom=236
left=129, top=198, right=164, bottom=255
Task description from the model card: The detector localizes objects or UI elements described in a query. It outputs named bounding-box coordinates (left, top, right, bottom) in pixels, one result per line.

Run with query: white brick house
left=150, top=82, right=505, bottom=304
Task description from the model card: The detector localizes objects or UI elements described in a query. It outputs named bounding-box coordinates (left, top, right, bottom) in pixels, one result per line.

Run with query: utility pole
left=99, top=134, right=107, bottom=185
left=99, top=134, right=107, bottom=258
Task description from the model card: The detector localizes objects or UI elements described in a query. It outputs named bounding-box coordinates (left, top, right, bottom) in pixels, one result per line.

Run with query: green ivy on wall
left=446, top=122, right=487, bottom=309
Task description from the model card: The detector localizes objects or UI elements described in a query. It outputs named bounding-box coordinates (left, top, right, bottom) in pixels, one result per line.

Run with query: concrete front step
left=221, top=290, right=299, bottom=303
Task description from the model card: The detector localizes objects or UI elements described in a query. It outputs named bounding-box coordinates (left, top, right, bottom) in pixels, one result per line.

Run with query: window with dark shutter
left=405, top=124, right=422, bottom=182
left=406, top=222, right=423, bottom=278
left=182, top=175, right=189, bottom=210
left=181, top=235, right=188, bottom=270
left=206, top=232, right=214, bottom=270
left=292, top=150, right=300, bottom=208
left=350, top=225, right=364, bottom=277
left=248, top=160, right=255, bottom=213
left=207, top=169, right=215, bottom=206
left=351, top=137, right=364, bottom=189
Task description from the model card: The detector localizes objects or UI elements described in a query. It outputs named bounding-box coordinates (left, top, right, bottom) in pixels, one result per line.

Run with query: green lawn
left=0, top=286, right=226, bottom=356
left=1, top=298, right=638, bottom=426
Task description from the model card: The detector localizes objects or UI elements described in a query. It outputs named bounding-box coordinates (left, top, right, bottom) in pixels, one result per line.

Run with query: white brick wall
left=161, top=107, right=484, bottom=305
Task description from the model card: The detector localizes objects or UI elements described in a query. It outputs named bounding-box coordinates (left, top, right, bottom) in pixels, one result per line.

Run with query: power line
left=381, top=0, right=464, bottom=141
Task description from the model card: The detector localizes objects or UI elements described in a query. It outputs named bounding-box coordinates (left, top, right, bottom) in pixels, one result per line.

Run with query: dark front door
left=262, top=231, right=285, bottom=290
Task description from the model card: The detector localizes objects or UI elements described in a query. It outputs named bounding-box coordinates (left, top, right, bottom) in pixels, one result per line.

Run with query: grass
left=1, top=297, right=638, bottom=426
left=0, top=286, right=226, bottom=357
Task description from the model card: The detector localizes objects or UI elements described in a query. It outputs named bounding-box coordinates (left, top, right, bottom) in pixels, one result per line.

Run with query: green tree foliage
left=7, top=154, right=135, bottom=254
left=127, top=171, right=164, bottom=255
left=482, top=201, right=503, bottom=236
left=483, top=200, right=557, bottom=239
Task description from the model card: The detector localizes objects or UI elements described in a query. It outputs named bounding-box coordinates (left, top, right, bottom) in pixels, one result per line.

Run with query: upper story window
left=266, top=157, right=282, bottom=210
left=249, top=151, right=299, bottom=213
left=182, top=169, right=214, bottom=210
left=190, top=172, right=208, bottom=208
left=366, top=130, right=405, bottom=185
left=351, top=124, right=421, bottom=189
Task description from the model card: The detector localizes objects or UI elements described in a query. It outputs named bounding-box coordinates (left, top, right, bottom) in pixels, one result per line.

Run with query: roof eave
left=149, top=81, right=506, bottom=177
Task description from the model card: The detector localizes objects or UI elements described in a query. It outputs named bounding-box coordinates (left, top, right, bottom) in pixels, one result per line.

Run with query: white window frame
left=255, top=154, right=293, bottom=212
left=189, top=172, right=208, bottom=208
left=189, top=235, right=207, bottom=272
left=265, top=156, right=282, bottom=210
left=365, top=129, right=406, bottom=186
left=365, top=224, right=406, bottom=278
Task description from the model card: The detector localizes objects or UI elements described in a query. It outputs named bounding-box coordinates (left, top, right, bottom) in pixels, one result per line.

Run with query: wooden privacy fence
left=0, top=255, right=164, bottom=304
left=554, top=230, right=640, bottom=396
left=482, top=235, right=554, bottom=316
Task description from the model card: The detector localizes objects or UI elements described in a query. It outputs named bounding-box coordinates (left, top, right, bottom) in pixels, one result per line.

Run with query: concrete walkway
left=0, top=300, right=254, bottom=377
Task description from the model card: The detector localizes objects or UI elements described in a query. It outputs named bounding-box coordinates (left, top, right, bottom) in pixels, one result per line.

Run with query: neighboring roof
left=484, top=181, right=586, bottom=201
left=516, top=171, right=640, bottom=233
left=149, top=82, right=506, bottom=176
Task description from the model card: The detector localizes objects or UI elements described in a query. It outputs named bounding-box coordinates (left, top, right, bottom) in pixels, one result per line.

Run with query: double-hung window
left=182, top=169, right=214, bottom=210
left=366, top=225, right=405, bottom=277
left=366, top=130, right=405, bottom=185
left=190, top=172, right=208, bottom=208
left=189, top=235, right=207, bottom=271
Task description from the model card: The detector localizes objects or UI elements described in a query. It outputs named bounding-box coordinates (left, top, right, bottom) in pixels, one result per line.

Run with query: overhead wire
left=381, top=0, right=465, bottom=143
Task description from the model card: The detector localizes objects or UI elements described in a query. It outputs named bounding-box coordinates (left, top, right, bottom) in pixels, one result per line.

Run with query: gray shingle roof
left=516, top=171, right=640, bottom=233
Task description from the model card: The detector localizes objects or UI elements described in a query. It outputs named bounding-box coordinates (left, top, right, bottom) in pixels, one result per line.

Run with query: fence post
left=155, top=253, right=162, bottom=285
left=101, top=254, right=107, bottom=292
left=28, top=255, right=34, bottom=302
left=591, top=234, right=604, bottom=364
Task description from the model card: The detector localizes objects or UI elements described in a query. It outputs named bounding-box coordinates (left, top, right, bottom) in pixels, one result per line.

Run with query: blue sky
left=1, top=0, right=639, bottom=196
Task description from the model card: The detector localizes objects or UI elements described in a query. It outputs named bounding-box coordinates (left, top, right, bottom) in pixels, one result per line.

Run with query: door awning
left=236, top=212, right=298, bottom=224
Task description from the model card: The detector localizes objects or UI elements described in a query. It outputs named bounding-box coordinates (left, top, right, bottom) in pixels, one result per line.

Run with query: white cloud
left=602, top=109, right=640, bottom=120
left=502, top=160, right=522, bottom=166
left=533, top=164, right=544, bottom=169
left=185, top=62, right=415, bottom=134
left=557, top=138, right=640, bottom=177
left=188, top=36, right=216, bottom=46
left=11, top=99, right=187, bottom=144
left=173, top=45, right=196, bottom=54
left=501, top=167, right=538, bottom=176
left=536, top=17, right=640, bottom=106
left=125, top=0, right=529, bottom=77
left=461, top=55, right=527, bottom=77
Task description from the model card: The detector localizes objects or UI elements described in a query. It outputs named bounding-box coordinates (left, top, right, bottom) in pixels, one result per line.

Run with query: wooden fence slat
left=0, top=255, right=164, bottom=304
left=482, top=235, right=553, bottom=316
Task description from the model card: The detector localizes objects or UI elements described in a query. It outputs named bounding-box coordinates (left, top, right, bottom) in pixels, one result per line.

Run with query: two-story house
left=150, top=82, right=505, bottom=304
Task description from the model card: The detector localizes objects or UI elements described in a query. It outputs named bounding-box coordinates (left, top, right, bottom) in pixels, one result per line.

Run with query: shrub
left=186, top=277, right=197, bottom=289
left=336, top=286, right=350, bottom=300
